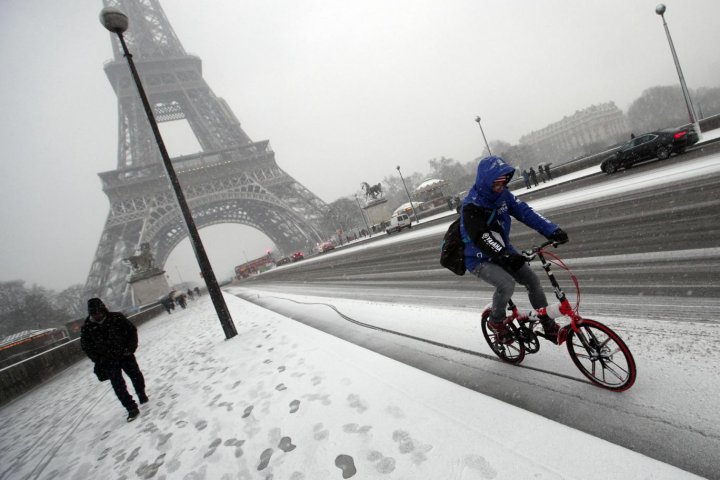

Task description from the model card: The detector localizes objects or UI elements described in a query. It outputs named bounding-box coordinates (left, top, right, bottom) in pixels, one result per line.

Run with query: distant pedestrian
left=528, top=167, right=539, bottom=187
left=176, top=293, right=187, bottom=309
left=630, top=133, right=636, bottom=139
left=80, top=298, right=148, bottom=422
left=544, top=164, right=553, bottom=180
left=521, top=169, right=531, bottom=189
left=161, top=296, right=173, bottom=314
left=186, top=288, right=194, bottom=300
left=538, top=166, right=547, bottom=183
left=194, top=286, right=201, bottom=297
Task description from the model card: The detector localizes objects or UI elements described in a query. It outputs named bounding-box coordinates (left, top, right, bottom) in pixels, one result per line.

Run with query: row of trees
left=0, top=281, right=86, bottom=338
left=627, top=85, right=720, bottom=134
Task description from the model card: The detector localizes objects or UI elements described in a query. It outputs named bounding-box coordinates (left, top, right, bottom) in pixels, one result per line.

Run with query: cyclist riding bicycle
left=460, top=156, right=569, bottom=343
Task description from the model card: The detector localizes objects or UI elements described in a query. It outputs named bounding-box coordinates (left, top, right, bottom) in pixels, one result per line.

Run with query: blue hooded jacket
left=460, top=156, right=558, bottom=272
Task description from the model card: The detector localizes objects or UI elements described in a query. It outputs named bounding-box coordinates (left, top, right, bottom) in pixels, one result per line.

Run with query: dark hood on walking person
left=462, top=156, right=515, bottom=209
left=87, top=298, right=108, bottom=315
left=87, top=297, right=109, bottom=322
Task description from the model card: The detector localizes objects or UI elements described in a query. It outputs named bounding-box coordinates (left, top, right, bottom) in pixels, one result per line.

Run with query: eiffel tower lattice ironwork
left=85, top=0, right=330, bottom=308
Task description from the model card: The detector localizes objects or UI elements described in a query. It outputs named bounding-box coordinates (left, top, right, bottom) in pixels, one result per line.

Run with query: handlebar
left=521, top=240, right=559, bottom=260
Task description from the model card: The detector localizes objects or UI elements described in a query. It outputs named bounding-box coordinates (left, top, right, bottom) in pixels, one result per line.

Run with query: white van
left=385, top=213, right=412, bottom=234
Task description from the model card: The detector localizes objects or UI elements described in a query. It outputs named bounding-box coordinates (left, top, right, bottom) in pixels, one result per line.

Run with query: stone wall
left=0, top=305, right=163, bottom=407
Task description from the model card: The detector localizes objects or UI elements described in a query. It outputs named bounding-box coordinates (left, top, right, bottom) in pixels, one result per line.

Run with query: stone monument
left=122, top=243, right=170, bottom=305
left=360, top=181, right=391, bottom=231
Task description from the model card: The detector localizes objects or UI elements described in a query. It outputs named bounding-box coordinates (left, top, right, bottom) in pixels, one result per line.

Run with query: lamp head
left=100, top=7, right=129, bottom=33
left=396, top=166, right=401, bottom=171
left=475, top=116, right=481, bottom=123
left=655, top=4, right=666, bottom=15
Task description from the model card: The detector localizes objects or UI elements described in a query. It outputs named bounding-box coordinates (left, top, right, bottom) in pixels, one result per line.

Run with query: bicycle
left=480, top=240, right=637, bottom=392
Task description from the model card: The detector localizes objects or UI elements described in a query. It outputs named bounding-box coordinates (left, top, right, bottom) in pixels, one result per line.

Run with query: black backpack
left=440, top=218, right=466, bottom=275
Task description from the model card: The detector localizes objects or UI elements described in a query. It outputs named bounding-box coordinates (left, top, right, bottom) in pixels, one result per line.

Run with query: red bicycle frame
left=503, top=240, right=581, bottom=345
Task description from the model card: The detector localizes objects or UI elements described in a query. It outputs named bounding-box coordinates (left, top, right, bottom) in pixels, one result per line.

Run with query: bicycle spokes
left=481, top=313, right=525, bottom=365
left=566, top=319, right=636, bottom=391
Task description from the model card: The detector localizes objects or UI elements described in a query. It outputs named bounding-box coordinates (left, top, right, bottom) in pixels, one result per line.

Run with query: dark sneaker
left=127, top=408, right=140, bottom=422
left=487, top=320, right=513, bottom=345
left=139, top=395, right=149, bottom=404
left=542, top=321, right=560, bottom=343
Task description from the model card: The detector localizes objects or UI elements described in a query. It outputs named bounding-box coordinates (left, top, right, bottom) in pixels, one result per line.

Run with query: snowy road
left=233, top=149, right=720, bottom=477
left=230, top=286, right=720, bottom=478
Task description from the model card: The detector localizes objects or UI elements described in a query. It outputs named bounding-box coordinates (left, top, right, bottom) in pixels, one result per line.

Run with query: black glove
left=548, top=228, right=569, bottom=244
left=497, top=252, right=527, bottom=272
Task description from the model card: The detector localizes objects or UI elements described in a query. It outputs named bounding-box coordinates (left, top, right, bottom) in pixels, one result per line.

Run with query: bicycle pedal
left=536, top=332, right=558, bottom=344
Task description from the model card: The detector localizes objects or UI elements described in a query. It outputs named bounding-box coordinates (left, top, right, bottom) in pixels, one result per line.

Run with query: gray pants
left=472, top=262, right=548, bottom=324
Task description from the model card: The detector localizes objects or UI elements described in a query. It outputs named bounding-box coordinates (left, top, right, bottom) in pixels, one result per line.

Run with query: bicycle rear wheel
left=565, top=319, right=636, bottom=391
left=481, top=311, right=525, bottom=364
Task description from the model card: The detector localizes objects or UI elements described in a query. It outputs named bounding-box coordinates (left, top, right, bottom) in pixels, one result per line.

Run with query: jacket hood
left=464, top=156, right=516, bottom=206
left=87, top=297, right=108, bottom=314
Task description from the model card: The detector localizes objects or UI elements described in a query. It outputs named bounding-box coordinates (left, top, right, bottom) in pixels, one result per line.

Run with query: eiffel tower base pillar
left=128, top=270, right=170, bottom=306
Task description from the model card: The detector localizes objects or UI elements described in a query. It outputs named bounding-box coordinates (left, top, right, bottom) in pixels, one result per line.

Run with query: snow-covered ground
left=1, top=132, right=717, bottom=479
left=0, top=295, right=703, bottom=479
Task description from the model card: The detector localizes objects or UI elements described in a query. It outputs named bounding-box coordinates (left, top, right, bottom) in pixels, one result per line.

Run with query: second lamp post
left=474, top=116, right=492, bottom=156
left=396, top=166, right=419, bottom=224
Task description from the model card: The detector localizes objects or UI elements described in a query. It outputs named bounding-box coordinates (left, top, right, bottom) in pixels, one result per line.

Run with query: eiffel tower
left=85, top=0, right=330, bottom=308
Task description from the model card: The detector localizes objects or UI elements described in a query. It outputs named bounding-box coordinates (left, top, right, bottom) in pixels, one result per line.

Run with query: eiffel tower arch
left=85, top=0, right=331, bottom=307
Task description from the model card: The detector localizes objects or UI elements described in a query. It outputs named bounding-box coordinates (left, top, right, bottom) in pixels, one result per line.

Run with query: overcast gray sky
left=1, top=0, right=719, bottom=293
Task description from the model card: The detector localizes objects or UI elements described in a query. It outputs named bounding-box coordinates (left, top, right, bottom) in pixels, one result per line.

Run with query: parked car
left=275, top=256, right=292, bottom=266
left=601, top=126, right=699, bottom=174
left=291, top=251, right=304, bottom=262
left=385, top=213, right=412, bottom=234
left=318, top=241, right=335, bottom=253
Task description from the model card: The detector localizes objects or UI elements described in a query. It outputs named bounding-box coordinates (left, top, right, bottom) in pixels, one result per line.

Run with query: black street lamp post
left=474, top=116, right=492, bottom=156
left=655, top=4, right=701, bottom=137
left=395, top=166, right=419, bottom=224
left=100, top=7, right=237, bottom=339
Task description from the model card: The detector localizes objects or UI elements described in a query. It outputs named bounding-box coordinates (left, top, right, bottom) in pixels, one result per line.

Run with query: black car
left=275, top=256, right=292, bottom=266
left=601, top=126, right=699, bottom=174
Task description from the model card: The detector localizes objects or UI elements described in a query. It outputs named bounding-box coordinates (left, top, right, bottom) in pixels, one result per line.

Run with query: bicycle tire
left=565, top=318, right=636, bottom=392
left=481, top=311, right=525, bottom=364
left=519, top=326, right=540, bottom=354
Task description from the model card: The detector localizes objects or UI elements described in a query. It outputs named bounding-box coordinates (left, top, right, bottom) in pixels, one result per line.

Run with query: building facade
left=519, top=102, right=628, bottom=160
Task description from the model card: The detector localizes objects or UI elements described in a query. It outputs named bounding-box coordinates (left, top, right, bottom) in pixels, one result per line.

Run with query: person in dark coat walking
left=544, top=164, right=553, bottom=180
left=528, top=167, right=539, bottom=187
left=161, top=296, right=174, bottom=314
left=80, top=298, right=148, bottom=422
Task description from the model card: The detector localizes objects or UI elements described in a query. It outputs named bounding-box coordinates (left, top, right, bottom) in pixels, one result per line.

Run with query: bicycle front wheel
left=481, top=311, right=525, bottom=364
left=565, top=319, right=636, bottom=392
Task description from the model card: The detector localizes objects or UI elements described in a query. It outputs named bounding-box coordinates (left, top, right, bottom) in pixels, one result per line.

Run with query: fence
left=0, top=305, right=163, bottom=407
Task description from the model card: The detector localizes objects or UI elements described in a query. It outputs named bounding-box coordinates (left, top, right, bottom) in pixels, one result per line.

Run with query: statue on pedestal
left=361, top=181, right=384, bottom=201
left=123, top=243, right=164, bottom=282
left=122, top=242, right=170, bottom=306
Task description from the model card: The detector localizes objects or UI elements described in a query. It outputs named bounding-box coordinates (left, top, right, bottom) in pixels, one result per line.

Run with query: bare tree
left=327, top=197, right=365, bottom=235
left=627, top=85, right=693, bottom=132
left=56, top=284, right=87, bottom=319
left=0, top=281, right=75, bottom=336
